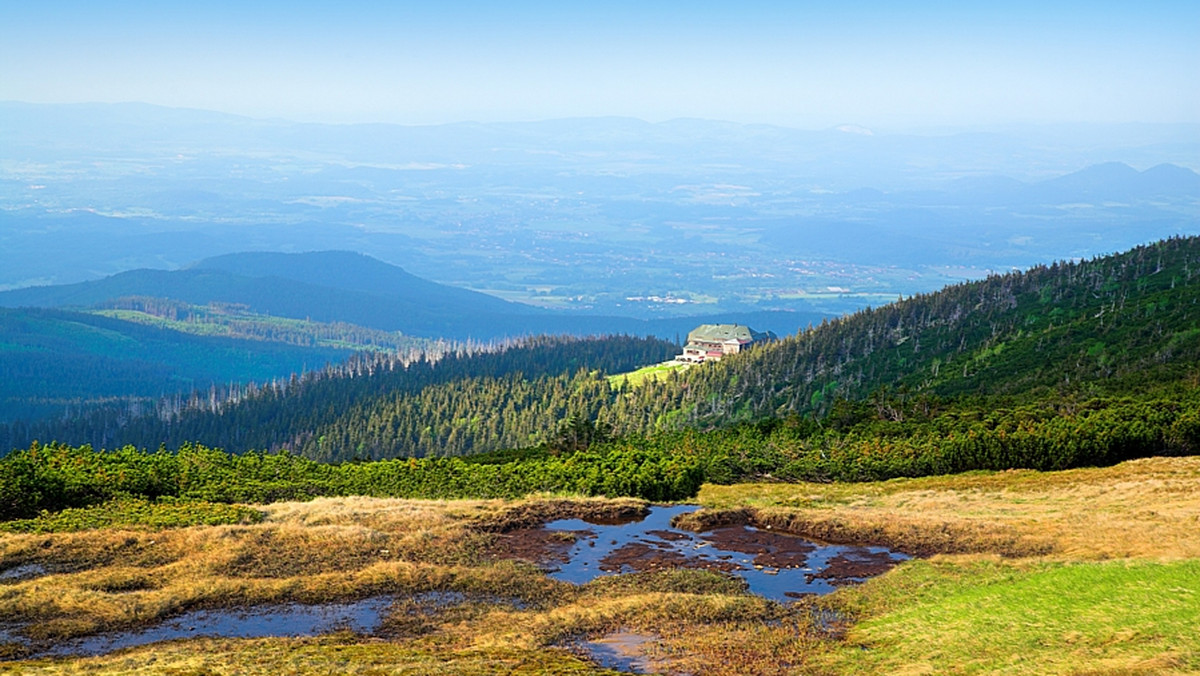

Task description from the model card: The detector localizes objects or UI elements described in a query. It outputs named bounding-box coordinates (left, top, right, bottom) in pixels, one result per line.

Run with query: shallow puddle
left=23, top=596, right=395, bottom=659
left=574, top=631, right=661, bottom=674
left=0, top=564, right=48, bottom=582
left=3, top=590, right=534, bottom=660
left=543, top=505, right=908, bottom=601
left=0, top=589, right=539, bottom=661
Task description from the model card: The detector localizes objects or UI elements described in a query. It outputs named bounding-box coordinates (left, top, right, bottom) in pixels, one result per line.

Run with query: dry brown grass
left=695, top=456, right=1200, bottom=560
left=0, top=496, right=628, bottom=641
left=2, top=460, right=1198, bottom=674
left=0, top=635, right=612, bottom=675
left=0, top=490, right=796, bottom=674
left=653, top=621, right=826, bottom=676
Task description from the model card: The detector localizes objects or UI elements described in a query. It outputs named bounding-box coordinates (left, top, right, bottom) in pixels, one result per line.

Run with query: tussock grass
left=653, top=620, right=824, bottom=676
left=697, top=456, right=1200, bottom=560
left=520, top=591, right=779, bottom=647
left=0, top=497, right=558, bottom=640
left=476, top=496, right=649, bottom=532
left=0, top=636, right=611, bottom=675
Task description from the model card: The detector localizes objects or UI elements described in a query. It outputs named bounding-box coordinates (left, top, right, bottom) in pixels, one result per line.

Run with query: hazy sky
left=3, top=1, right=1197, bottom=129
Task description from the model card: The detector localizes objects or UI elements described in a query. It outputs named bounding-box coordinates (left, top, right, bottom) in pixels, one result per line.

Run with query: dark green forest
left=0, top=307, right=355, bottom=423
left=3, top=388, right=1196, bottom=521
left=3, top=238, right=1200, bottom=518
left=0, top=334, right=679, bottom=454
left=11, top=237, right=1196, bottom=462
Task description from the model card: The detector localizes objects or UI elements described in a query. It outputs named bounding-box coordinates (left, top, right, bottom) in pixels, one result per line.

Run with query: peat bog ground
left=1, top=457, right=1198, bottom=674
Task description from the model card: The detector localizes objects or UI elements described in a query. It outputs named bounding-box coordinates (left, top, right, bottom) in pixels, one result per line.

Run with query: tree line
left=3, top=388, right=1195, bottom=521
left=5, top=237, right=1198, bottom=463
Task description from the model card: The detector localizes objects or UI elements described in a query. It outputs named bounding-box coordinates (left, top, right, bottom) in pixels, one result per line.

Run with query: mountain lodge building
left=678, top=324, right=760, bottom=363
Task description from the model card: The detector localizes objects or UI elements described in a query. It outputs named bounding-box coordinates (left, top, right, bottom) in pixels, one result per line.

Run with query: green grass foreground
left=820, top=558, right=1200, bottom=674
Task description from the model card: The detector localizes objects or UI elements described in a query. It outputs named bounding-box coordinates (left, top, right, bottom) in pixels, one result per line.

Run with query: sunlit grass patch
left=607, top=360, right=690, bottom=388
left=820, top=557, right=1200, bottom=675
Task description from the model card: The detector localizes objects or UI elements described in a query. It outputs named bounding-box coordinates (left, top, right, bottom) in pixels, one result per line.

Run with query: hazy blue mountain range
left=2, top=102, right=1196, bottom=320
left=188, top=251, right=543, bottom=315
left=0, top=251, right=542, bottom=337
left=0, top=251, right=823, bottom=340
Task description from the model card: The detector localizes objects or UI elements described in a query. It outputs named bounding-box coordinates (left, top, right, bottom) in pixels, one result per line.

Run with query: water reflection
left=574, top=631, right=662, bottom=674
left=544, top=505, right=908, bottom=601
left=40, top=596, right=395, bottom=658
left=0, top=564, right=48, bottom=582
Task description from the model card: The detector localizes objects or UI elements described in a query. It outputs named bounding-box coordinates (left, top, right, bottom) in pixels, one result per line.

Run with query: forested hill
left=8, top=238, right=1198, bottom=460
left=1, top=335, right=678, bottom=456
left=636, top=236, right=1200, bottom=426
left=0, top=307, right=353, bottom=423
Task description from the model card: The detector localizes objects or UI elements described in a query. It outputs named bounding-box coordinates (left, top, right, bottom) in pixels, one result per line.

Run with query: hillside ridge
left=8, top=236, right=1197, bottom=459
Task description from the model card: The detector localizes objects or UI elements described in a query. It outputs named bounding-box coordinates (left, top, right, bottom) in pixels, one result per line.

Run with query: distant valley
left=0, top=250, right=818, bottom=424
left=5, top=5, right=1200, bottom=672
left=3, top=103, right=1197, bottom=320
left=2, top=103, right=1198, bottom=446
left=3, top=108, right=1200, bottom=676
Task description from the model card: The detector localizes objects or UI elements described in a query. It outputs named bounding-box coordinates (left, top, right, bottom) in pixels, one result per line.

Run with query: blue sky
left=2, top=1, right=1197, bottom=129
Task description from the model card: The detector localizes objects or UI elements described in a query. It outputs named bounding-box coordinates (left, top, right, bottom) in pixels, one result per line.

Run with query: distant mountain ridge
left=944, top=162, right=1200, bottom=203
left=0, top=251, right=823, bottom=340
left=1038, top=162, right=1200, bottom=200
left=187, top=251, right=540, bottom=316
left=0, top=251, right=549, bottom=340
left=3, top=101, right=1196, bottom=318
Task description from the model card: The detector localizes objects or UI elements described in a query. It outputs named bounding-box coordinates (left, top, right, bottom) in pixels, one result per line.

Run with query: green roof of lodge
left=686, top=323, right=755, bottom=343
